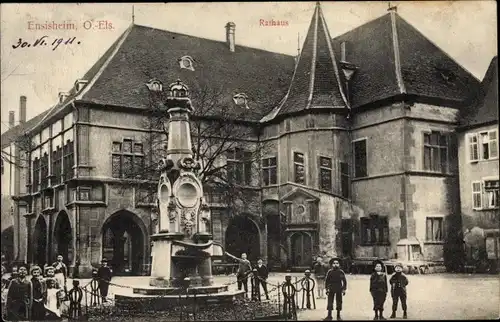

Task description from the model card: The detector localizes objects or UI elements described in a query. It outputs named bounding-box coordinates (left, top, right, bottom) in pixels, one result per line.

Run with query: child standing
left=324, top=257, right=347, bottom=321
left=389, top=263, right=409, bottom=319
left=370, top=259, right=388, bottom=320
left=313, top=256, right=327, bottom=299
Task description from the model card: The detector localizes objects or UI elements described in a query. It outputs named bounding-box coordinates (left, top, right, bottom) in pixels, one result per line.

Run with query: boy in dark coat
left=97, top=258, right=113, bottom=302
left=370, top=259, right=388, bottom=320
left=255, top=258, right=270, bottom=300
left=5, top=265, right=32, bottom=321
left=389, top=263, right=409, bottom=319
left=324, top=257, right=347, bottom=321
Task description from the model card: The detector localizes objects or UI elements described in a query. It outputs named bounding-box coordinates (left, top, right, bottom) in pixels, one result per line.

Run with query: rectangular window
left=78, top=187, right=91, bottom=201
left=353, top=139, right=367, bottom=178
left=468, top=133, right=479, bottom=162
left=40, top=153, right=49, bottom=189
left=226, top=149, right=252, bottom=185
left=426, top=217, right=444, bottom=242
left=319, top=156, right=332, bottom=191
left=479, top=130, right=499, bottom=160
left=360, top=215, right=389, bottom=245
left=472, top=181, right=482, bottom=209
left=340, top=162, right=349, bottom=199
left=63, top=140, right=74, bottom=181
left=52, top=146, right=62, bottom=185
left=293, top=152, right=305, bottom=184
left=32, top=157, right=40, bottom=192
left=484, top=180, right=499, bottom=209
left=423, top=132, right=448, bottom=173
left=262, top=157, right=277, bottom=186
left=111, top=140, right=145, bottom=179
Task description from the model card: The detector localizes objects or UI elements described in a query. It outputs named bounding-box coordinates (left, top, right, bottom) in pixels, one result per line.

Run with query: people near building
left=52, top=255, right=68, bottom=292
left=226, top=252, right=252, bottom=298
left=44, top=266, right=63, bottom=320
left=97, top=258, right=113, bottom=302
left=370, top=259, right=388, bottom=320
left=30, top=265, right=47, bottom=321
left=389, top=263, right=409, bottom=319
left=9, top=265, right=19, bottom=282
left=255, top=258, right=270, bottom=300
left=313, top=256, right=328, bottom=299
left=324, top=257, right=347, bottom=321
left=5, top=264, right=32, bottom=321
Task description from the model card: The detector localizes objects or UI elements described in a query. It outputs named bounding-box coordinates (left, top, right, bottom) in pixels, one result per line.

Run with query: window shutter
left=489, top=130, right=498, bottom=158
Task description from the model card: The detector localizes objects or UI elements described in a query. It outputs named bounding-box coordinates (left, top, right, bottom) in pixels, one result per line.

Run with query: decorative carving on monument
left=168, top=201, right=178, bottom=223
left=174, top=174, right=201, bottom=209
left=178, top=157, right=201, bottom=171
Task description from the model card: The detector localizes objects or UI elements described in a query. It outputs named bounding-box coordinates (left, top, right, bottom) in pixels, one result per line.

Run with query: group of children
left=313, top=257, right=409, bottom=321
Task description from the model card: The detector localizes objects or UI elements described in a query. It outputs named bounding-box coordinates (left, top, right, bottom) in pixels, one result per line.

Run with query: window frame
left=467, top=133, right=479, bottom=162
left=318, top=155, right=333, bottom=192
left=360, top=215, right=389, bottom=246
left=425, top=216, right=445, bottom=242
left=467, top=129, right=498, bottom=162
left=340, top=161, right=350, bottom=199
left=352, top=138, right=368, bottom=178
left=111, top=139, right=145, bottom=180
left=423, top=131, right=449, bottom=173
left=226, top=148, right=252, bottom=186
left=292, top=151, right=306, bottom=185
left=472, top=181, right=483, bottom=210
left=261, top=156, right=278, bottom=186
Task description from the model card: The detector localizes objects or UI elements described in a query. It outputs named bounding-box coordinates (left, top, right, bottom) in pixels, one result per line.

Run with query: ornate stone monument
left=115, top=80, right=243, bottom=308
left=150, top=79, right=214, bottom=288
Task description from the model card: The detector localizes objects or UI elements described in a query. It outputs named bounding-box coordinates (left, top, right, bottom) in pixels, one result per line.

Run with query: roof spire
left=297, top=33, right=300, bottom=57
left=388, top=2, right=398, bottom=12
left=132, top=5, right=135, bottom=24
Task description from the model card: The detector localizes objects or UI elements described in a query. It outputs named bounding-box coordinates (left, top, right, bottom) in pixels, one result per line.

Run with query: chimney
left=9, top=111, right=15, bottom=128
left=19, top=96, right=27, bottom=123
left=225, top=22, right=236, bottom=52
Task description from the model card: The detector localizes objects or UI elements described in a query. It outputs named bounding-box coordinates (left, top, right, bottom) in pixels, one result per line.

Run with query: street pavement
left=68, top=272, right=499, bottom=320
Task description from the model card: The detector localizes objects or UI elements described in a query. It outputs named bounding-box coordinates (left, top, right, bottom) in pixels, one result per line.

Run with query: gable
left=281, top=187, right=320, bottom=203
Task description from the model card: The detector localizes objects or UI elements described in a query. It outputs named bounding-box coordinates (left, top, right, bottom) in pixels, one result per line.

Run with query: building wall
left=458, top=123, right=499, bottom=230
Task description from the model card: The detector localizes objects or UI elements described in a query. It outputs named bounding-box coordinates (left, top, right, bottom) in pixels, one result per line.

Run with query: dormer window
left=58, top=92, right=69, bottom=104
left=233, top=93, right=249, bottom=108
left=146, top=79, right=163, bottom=92
left=74, top=79, right=89, bottom=92
left=178, top=56, right=195, bottom=71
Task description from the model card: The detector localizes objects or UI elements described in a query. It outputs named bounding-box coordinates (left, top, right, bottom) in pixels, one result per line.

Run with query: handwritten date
left=12, top=36, right=81, bottom=51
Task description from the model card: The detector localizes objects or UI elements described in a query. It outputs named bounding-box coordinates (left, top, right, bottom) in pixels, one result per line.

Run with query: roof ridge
left=132, top=23, right=294, bottom=58
left=389, top=11, right=406, bottom=94
left=332, top=13, right=391, bottom=42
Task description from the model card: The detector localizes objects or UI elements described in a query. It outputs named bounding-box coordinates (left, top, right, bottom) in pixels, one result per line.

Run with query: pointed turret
left=264, top=2, right=350, bottom=121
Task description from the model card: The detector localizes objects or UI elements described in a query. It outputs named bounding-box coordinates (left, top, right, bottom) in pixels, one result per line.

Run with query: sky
left=0, top=1, right=497, bottom=134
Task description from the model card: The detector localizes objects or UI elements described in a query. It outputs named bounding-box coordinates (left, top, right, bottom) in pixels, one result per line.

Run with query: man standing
left=6, top=264, right=32, bottom=321
left=52, top=255, right=68, bottom=292
left=97, top=258, right=113, bottom=302
left=324, top=257, right=347, bottom=321
left=255, top=258, right=270, bottom=300
left=226, top=252, right=252, bottom=298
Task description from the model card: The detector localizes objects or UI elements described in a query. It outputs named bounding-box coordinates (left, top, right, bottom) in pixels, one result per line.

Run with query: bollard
left=301, top=270, right=316, bottom=310
left=282, top=274, right=297, bottom=321
left=68, top=280, right=83, bottom=320
left=89, top=270, right=101, bottom=306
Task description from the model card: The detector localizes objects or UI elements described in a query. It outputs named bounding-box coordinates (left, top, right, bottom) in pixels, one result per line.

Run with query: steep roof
left=74, top=24, right=294, bottom=122
left=459, top=56, right=498, bottom=129
left=1, top=110, right=49, bottom=149
left=263, top=2, right=349, bottom=121
left=331, top=11, right=481, bottom=109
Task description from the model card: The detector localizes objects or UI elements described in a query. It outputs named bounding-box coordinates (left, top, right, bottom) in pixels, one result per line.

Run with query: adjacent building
left=458, top=56, right=499, bottom=272
left=1, top=3, right=494, bottom=277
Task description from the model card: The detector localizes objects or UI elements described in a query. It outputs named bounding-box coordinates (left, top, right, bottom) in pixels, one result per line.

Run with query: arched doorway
left=53, top=211, right=73, bottom=265
left=101, top=210, right=146, bottom=276
left=290, top=232, right=312, bottom=267
left=225, top=215, right=260, bottom=263
left=33, top=216, right=48, bottom=267
left=1, top=226, right=14, bottom=264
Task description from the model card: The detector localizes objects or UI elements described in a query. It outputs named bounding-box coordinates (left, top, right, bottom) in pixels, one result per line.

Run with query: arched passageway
left=225, top=215, right=260, bottom=263
left=53, top=211, right=73, bottom=265
left=101, top=211, right=146, bottom=275
left=33, top=216, right=48, bottom=267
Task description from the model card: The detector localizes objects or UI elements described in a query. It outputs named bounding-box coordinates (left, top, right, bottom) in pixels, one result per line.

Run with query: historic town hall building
left=2, top=3, right=497, bottom=277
